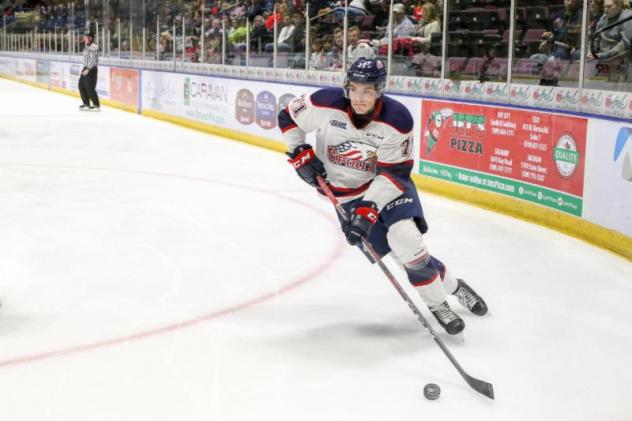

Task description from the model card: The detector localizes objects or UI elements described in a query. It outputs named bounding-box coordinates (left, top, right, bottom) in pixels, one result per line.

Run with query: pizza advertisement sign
left=419, top=100, right=587, bottom=216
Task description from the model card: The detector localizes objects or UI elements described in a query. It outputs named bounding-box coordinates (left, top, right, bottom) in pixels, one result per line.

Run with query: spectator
left=412, top=0, right=425, bottom=21
left=230, top=2, right=246, bottom=18
left=325, top=27, right=345, bottom=68
left=250, top=14, right=272, bottom=52
left=332, top=27, right=344, bottom=53
left=530, top=32, right=554, bottom=66
left=265, top=13, right=296, bottom=52
left=541, top=0, right=583, bottom=60
left=410, top=3, right=441, bottom=45
left=291, top=12, right=306, bottom=52
left=391, top=3, right=416, bottom=39
left=588, top=0, right=632, bottom=85
left=307, top=0, right=331, bottom=18
left=348, top=0, right=372, bottom=17
left=321, top=34, right=333, bottom=53
left=205, top=17, right=223, bottom=38
left=349, top=41, right=376, bottom=62
left=309, top=37, right=326, bottom=69
left=589, top=0, right=605, bottom=34
left=411, top=40, right=436, bottom=76
left=346, top=25, right=361, bottom=57
left=229, top=17, right=249, bottom=44
left=227, top=16, right=239, bottom=39
left=247, top=0, right=267, bottom=21
left=266, top=3, right=288, bottom=31
left=375, top=3, right=415, bottom=52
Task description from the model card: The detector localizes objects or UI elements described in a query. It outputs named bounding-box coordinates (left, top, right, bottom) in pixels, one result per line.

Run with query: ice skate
left=430, top=301, right=465, bottom=335
left=453, top=279, right=488, bottom=316
left=79, top=104, right=89, bottom=111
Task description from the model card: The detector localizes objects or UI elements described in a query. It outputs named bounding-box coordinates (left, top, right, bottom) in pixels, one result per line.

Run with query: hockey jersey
left=278, top=88, right=414, bottom=212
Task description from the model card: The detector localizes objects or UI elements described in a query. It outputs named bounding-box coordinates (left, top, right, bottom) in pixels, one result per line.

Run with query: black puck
left=423, top=383, right=441, bottom=400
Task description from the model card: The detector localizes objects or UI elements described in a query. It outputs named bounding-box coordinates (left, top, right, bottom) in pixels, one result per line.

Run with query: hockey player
left=278, top=58, right=488, bottom=335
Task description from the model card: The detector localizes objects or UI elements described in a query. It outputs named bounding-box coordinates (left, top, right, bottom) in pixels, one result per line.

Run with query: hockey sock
left=429, top=256, right=459, bottom=294
left=407, top=263, right=447, bottom=308
left=386, top=219, right=447, bottom=308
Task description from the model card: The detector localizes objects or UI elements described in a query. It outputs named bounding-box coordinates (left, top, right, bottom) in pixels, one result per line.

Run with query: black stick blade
left=466, top=375, right=495, bottom=400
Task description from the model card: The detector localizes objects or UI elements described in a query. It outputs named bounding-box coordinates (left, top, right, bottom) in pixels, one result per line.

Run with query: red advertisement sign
left=109, top=67, right=139, bottom=107
left=420, top=100, right=587, bottom=197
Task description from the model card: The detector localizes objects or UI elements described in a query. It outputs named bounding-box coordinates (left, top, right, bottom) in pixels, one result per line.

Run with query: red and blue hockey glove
left=286, top=144, right=327, bottom=188
left=344, top=201, right=379, bottom=246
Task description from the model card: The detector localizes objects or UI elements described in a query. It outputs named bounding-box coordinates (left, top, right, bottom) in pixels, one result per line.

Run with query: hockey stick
left=316, top=175, right=494, bottom=400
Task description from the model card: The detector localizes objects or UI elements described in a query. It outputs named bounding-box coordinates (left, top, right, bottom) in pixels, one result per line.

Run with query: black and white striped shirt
left=83, top=43, right=99, bottom=70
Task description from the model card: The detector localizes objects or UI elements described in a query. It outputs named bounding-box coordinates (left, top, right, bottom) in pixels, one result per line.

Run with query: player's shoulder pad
left=309, top=88, right=347, bottom=111
left=376, top=95, right=414, bottom=134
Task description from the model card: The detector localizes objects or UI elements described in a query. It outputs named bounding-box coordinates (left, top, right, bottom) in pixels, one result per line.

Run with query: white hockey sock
left=386, top=219, right=449, bottom=308
left=441, top=267, right=459, bottom=295
left=414, top=274, right=447, bottom=308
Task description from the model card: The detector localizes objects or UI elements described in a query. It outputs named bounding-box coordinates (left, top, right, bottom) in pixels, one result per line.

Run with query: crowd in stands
left=3, top=0, right=632, bottom=88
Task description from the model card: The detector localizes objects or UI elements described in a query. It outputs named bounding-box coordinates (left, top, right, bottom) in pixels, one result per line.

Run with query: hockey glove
left=286, top=144, right=327, bottom=188
left=344, top=201, right=379, bottom=246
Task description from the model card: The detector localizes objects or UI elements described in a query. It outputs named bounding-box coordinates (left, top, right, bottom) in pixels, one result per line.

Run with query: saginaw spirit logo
left=423, top=107, right=485, bottom=156
left=328, top=140, right=377, bottom=172
left=553, top=133, right=580, bottom=178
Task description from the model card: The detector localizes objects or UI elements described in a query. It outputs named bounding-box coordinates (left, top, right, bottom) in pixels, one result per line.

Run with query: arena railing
left=1, top=0, right=631, bottom=119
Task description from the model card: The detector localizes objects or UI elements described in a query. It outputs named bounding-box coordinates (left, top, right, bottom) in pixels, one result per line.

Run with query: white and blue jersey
left=279, top=87, right=429, bottom=257
left=278, top=87, right=416, bottom=213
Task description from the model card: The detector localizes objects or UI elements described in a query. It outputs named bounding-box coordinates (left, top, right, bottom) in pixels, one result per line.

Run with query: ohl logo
left=615, top=128, right=632, bottom=182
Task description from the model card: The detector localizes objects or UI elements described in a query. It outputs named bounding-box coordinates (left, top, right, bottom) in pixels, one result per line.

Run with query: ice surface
left=1, top=78, right=631, bottom=421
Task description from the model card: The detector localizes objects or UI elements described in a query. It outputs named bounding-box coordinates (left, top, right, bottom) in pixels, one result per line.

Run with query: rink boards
left=1, top=53, right=630, bottom=260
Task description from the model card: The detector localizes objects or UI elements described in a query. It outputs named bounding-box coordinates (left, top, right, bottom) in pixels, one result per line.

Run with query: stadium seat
left=565, top=61, right=581, bottom=80
left=421, top=55, right=442, bottom=77
left=448, top=30, right=471, bottom=56
left=513, top=58, right=542, bottom=77
left=525, top=6, right=548, bottom=21
left=452, top=0, right=466, bottom=11
left=449, top=11, right=467, bottom=29
left=463, top=9, right=489, bottom=30
left=430, top=32, right=443, bottom=56
left=487, top=57, right=508, bottom=79
left=448, top=56, right=468, bottom=74
left=522, top=28, right=546, bottom=56
left=469, top=31, right=486, bottom=55
left=462, top=57, right=486, bottom=75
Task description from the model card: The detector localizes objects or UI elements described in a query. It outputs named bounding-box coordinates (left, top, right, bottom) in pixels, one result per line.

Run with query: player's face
left=348, top=81, right=378, bottom=115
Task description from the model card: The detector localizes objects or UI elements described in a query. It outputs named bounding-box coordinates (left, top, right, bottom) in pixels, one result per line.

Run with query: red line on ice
left=0, top=164, right=345, bottom=368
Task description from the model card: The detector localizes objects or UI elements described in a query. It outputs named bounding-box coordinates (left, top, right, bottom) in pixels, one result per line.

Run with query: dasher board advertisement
left=583, top=120, right=632, bottom=236
left=419, top=99, right=587, bottom=216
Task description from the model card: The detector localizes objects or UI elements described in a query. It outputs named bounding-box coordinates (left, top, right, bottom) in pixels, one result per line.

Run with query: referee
left=78, top=29, right=100, bottom=111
